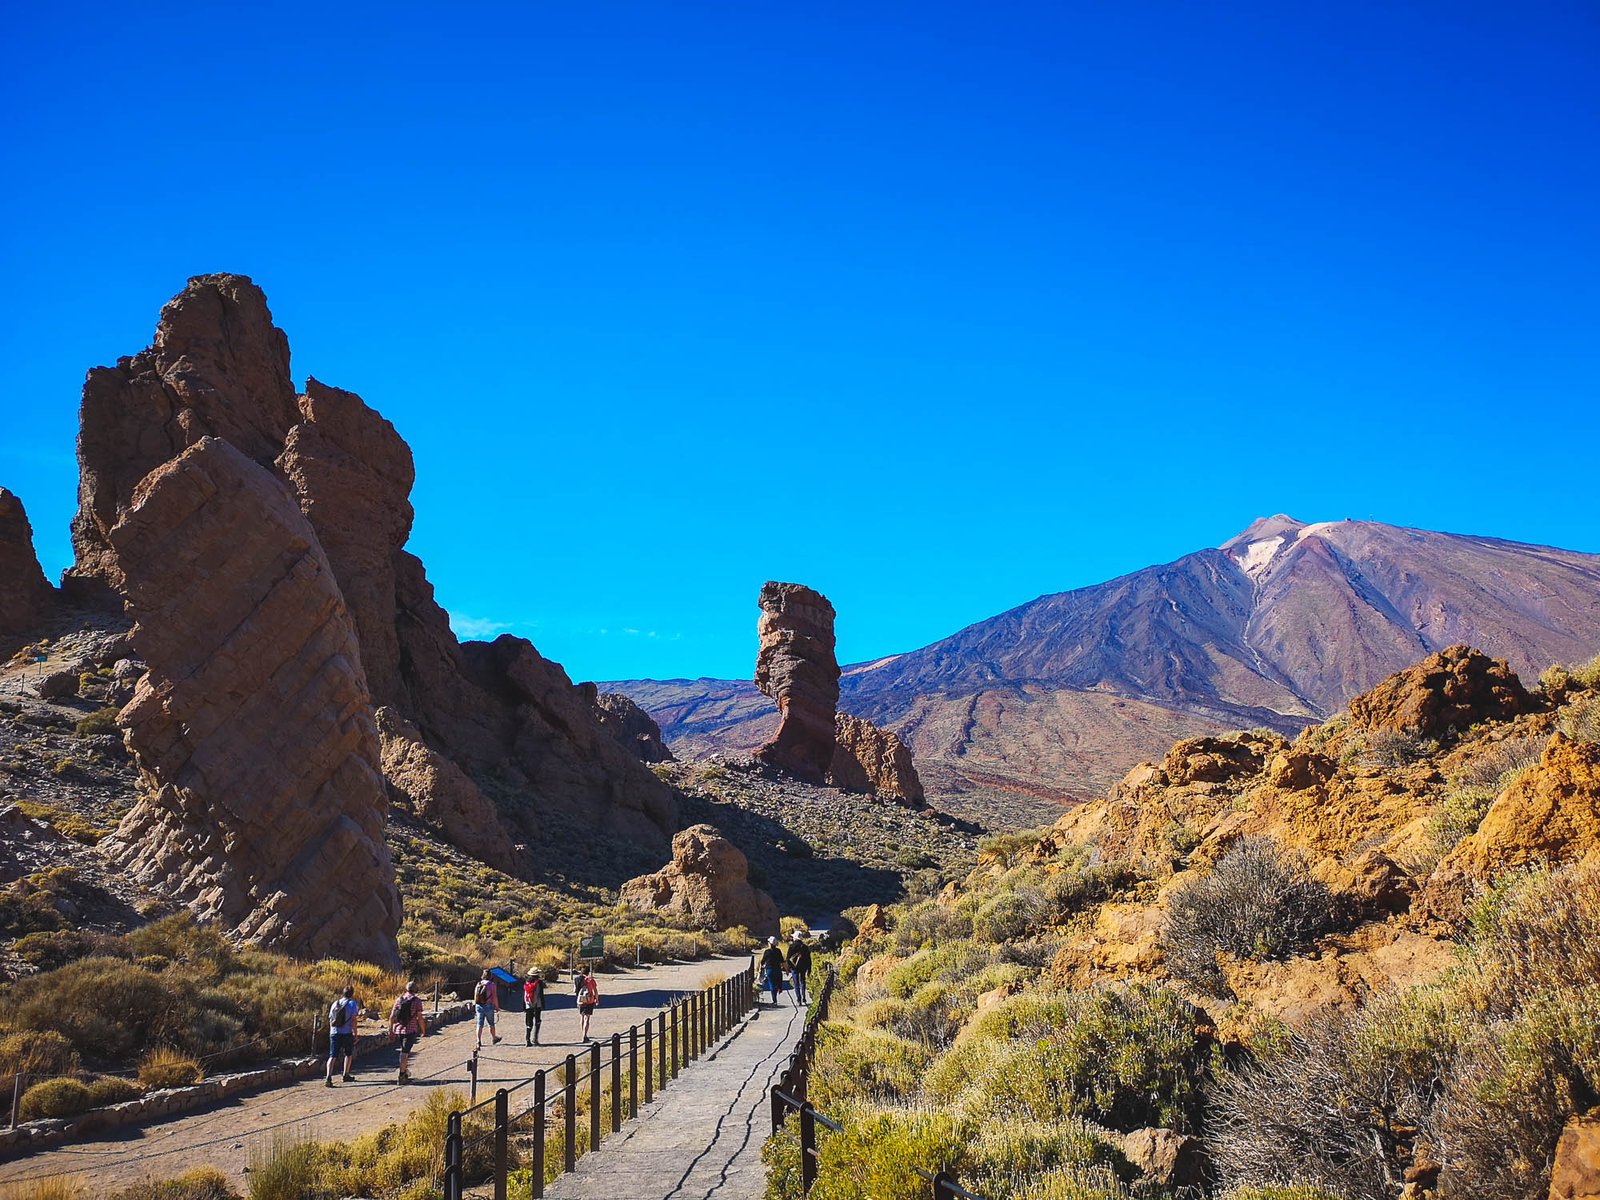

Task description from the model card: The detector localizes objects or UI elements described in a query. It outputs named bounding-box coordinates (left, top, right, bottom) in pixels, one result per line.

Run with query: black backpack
left=474, top=980, right=490, bottom=1006
left=329, top=997, right=347, bottom=1030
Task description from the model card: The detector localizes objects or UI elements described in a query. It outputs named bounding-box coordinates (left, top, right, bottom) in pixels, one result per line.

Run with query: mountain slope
left=613, top=518, right=1600, bottom=827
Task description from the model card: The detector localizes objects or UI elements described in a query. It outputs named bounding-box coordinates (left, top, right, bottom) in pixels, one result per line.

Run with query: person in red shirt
left=523, top=971, right=545, bottom=1046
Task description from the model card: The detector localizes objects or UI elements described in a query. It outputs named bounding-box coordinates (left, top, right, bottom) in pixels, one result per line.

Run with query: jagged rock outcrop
left=1422, top=733, right=1600, bottom=920
left=99, top=438, right=401, bottom=966
left=588, top=688, right=675, bottom=763
left=375, top=706, right=515, bottom=872
left=754, top=583, right=841, bottom=782
left=68, top=274, right=298, bottom=601
left=277, top=378, right=414, bottom=709
left=1550, top=1108, right=1600, bottom=1200
left=619, top=823, right=778, bottom=935
left=831, top=712, right=925, bottom=805
left=1348, top=644, right=1533, bottom=737
left=0, top=488, right=53, bottom=640
left=66, top=273, right=677, bottom=871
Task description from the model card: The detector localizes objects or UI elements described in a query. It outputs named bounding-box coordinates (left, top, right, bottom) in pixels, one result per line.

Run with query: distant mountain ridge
left=611, top=517, right=1600, bottom=827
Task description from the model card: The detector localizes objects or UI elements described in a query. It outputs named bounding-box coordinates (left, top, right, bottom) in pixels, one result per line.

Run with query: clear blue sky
left=3, top=2, right=1597, bottom=682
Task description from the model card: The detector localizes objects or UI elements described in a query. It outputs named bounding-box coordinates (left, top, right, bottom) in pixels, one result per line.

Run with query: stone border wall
left=0, top=1000, right=475, bottom=1159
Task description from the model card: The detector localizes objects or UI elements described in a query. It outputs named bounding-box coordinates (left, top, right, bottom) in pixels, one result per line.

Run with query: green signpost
left=578, top=934, right=604, bottom=960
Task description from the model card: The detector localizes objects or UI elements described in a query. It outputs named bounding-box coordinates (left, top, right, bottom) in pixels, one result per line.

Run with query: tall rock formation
left=752, top=581, right=924, bottom=801
left=68, top=274, right=677, bottom=878
left=588, top=688, right=675, bottom=763
left=754, top=583, right=842, bottom=783
left=99, top=438, right=402, bottom=966
left=0, top=488, right=53, bottom=640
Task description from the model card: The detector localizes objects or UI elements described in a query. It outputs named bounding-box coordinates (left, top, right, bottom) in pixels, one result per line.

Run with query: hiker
left=474, top=969, right=502, bottom=1047
left=759, top=936, right=785, bottom=1005
left=326, top=985, right=359, bottom=1086
left=576, top=965, right=599, bottom=1043
left=524, top=970, right=545, bottom=1045
left=390, top=979, right=428, bottom=1084
left=787, top=930, right=813, bottom=1007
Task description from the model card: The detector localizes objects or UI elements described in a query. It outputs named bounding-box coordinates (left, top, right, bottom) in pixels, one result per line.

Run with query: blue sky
left=3, top=2, right=1597, bottom=682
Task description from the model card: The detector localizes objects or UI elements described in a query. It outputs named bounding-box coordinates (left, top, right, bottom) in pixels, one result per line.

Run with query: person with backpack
left=390, top=979, right=427, bottom=1084
left=325, top=985, right=360, bottom=1086
left=474, top=969, right=501, bottom=1048
left=575, top=965, right=599, bottom=1043
left=786, top=931, right=813, bottom=1007
left=523, top=971, right=545, bottom=1046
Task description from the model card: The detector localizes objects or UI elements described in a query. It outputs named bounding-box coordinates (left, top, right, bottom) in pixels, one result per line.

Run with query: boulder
left=375, top=706, right=515, bottom=872
left=1162, top=733, right=1282, bottom=786
left=36, top=670, right=79, bottom=701
left=0, top=488, right=53, bottom=638
left=1550, top=1108, right=1600, bottom=1200
left=1120, top=1127, right=1206, bottom=1189
left=619, top=823, right=778, bottom=936
left=588, top=688, right=675, bottom=763
left=99, top=437, right=401, bottom=967
left=831, top=712, right=925, bottom=806
left=754, top=582, right=841, bottom=783
left=1348, top=644, right=1533, bottom=737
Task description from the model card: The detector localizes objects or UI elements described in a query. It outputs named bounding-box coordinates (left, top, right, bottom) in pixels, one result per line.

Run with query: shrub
left=1011, top=1167, right=1132, bottom=1200
left=73, top=707, right=120, bottom=738
left=968, top=1118, right=1120, bottom=1187
left=972, top=888, right=1044, bottom=943
left=1224, top=1189, right=1343, bottom=1200
left=108, top=1169, right=241, bottom=1200
left=0, top=1029, right=79, bottom=1081
left=883, top=942, right=989, bottom=1000
left=810, top=1022, right=931, bottom=1108
left=139, top=1048, right=204, bottom=1089
left=782, top=1102, right=975, bottom=1200
left=1162, top=838, right=1338, bottom=993
left=893, top=899, right=970, bottom=950
left=1562, top=693, right=1600, bottom=745
left=19, top=1077, right=94, bottom=1121
left=0, top=1181, right=88, bottom=1200
left=246, top=1133, right=318, bottom=1200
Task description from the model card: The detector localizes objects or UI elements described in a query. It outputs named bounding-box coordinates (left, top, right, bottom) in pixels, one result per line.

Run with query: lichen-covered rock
left=588, top=688, right=675, bottom=763
left=1348, top=644, right=1533, bottom=737
left=375, top=706, right=515, bottom=872
left=831, top=712, right=925, bottom=805
left=68, top=274, right=298, bottom=601
left=0, top=488, right=53, bottom=639
left=99, top=437, right=401, bottom=966
left=1549, top=1108, right=1600, bottom=1200
left=1423, top=733, right=1600, bottom=920
left=619, top=823, right=778, bottom=935
left=754, top=582, right=841, bottom=783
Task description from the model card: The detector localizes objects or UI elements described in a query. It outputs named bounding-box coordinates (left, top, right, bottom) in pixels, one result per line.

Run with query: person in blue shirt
left=326, top=985, right=360, bottom=1086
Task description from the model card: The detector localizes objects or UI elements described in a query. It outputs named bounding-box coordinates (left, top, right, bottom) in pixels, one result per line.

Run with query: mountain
left=611, top=517, right=1600, bottom=827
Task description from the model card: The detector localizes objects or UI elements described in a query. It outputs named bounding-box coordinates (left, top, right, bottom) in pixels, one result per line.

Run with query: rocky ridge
left=0, top=490, right=54, bottom=642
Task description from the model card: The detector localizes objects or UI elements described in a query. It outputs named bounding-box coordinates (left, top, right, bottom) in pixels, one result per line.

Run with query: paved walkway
left=0, top=956, right=752, bottom=1197
left=540, top=997, right=806, bottom=1200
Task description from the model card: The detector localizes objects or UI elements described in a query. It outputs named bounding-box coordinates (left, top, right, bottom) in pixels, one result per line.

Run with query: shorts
left=397, top=1032, right=420, bottom=1053
left=330, top=1032, right=354, bottom=1057
left=579, top=1003, right=596, bottom=1016
left=475, top=1004, right=496, bottom=1029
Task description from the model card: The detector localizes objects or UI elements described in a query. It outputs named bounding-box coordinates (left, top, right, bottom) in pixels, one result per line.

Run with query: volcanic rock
left=277, top=378, right=415, bottom=709
left=375, top=706, right=515, bottom=872
left=99, top=437, right=401, bottom=966
left=588, top=688, right=675, bottom=763
left=619, top=823, right=778, bottom=935
left=831, top=712, right=925, bottom=805
left=754, top=582, right=840, bottom=783
left=1550, top=1108, right=1600, bottom=1200
left=1348, top=644, right=1532, bottom=737
left=1120, top=1128, right=1206, bottom=1190
left=68, top=274, right=298, bottom=601
left=37, top=671, right=80, bottom=701
left=0, top=488, right=53, bottom=640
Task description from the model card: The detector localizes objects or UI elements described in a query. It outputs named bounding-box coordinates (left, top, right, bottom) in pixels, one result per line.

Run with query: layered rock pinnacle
left=0, top=488, right=53, bottom=640
left=754, top=583, right=842, bottom=783
left=753, top=581, right=924, bottom=803
left=68, top=272, right=677, bottom=956
left=100, top=438, right=402, bottom=965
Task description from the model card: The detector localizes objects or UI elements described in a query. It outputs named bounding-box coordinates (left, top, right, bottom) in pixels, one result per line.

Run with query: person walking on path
left=390, top=979, right=428, bottom=1084
left=759, top=936, right=785, bottom=1006
left=523, top=971, right=546, bottom=1045
left=576, top=965, right=599, bottom=1043
left=786, top=931, right=812, bottom=1007
left=474, top=969, right=502, bottom=1047
left=326, top=985, right=360, bottom=1086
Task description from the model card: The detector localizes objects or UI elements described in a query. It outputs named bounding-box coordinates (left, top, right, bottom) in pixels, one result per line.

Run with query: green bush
left=109, top=1169, right=241, bottom=1200
left=73, top=707, right=120, bottom=738
left=1011, top=1167, right=1132, bottom=1200
left=770, top=1102, right=975, bottom=1200
left=19, top=1077, right=94, bottom=1120
left=972, top=888, right=1043, bottom=943
left=810, top=1022, right=931, bottom=1109
left=1161, top=837, right=1339, bottom=993
left=86, top=1075, right=142, bottom=1106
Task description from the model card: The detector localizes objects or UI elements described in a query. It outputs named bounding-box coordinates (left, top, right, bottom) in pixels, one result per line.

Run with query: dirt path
left=0, top=955, right=752, bottom=1197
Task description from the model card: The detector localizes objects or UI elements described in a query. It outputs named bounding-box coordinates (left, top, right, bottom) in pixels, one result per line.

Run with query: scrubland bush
left=19, top=1077, right=94, bottom=1120
left=764, top=1102, right=974, bottom=1200
left=810, top=1021, right=931, bottom=1108
left=107, top=1170, right=240, bottom=1200
left=973, top=888, right=1045, bottom=943
left=0, top=1181, right=89, bottom=1200
left=0, top=1029, right=79, bottom=1081
left=1010, top=1167, right=1131, bottom=1200
left=1162, top=837, right=1338, bottom=993
left=883, top=942, right=991, bottom=1000
left=139, top=1048, right=204, bottom=1089
left=1561, top=692, right=1600, bottom=744
left=72, top=707, right=119, bottom=738
left=893, top=898, right=971, bottom=950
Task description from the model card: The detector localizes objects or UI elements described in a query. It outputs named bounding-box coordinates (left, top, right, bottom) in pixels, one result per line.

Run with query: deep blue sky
left=3, top=2, right=1597, bottom=682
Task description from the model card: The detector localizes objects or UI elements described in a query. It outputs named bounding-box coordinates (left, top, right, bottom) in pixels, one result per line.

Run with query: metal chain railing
left=769, top=968, right=987, bottom=1200
left=442, top=962, right=756, bottom=1200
